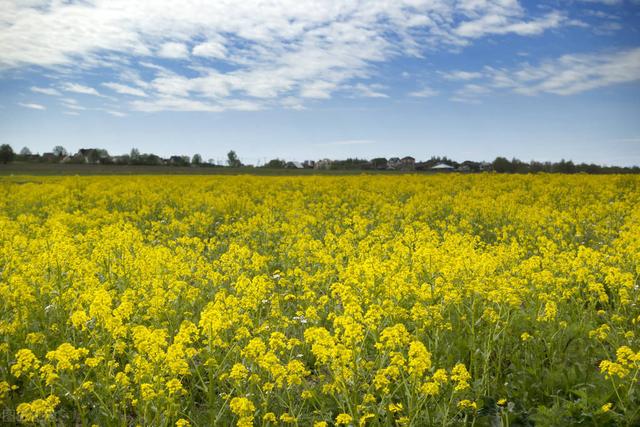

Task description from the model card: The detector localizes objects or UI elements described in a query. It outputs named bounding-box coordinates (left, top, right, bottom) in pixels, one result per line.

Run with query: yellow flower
left=263, top=412, right=277, bottom=423
left=451, top=363, right=471, bottom=391
left=388, top=402, right=403, bottom=413
left=229, top=363, right=249, bottom=381
left=600, top=403, right=613, bottom=413
left=336, top=413, right=353, bottom=425
left=0, top=381, right=11, bottom=400
left=140, top=383, right=157, bottom=401
left=421, top=381, right=440, bottom=397
left=176, top=419, right=191, bottom=427
left=11, top=349, right=40, bottom=378
left=280, top=412, right=296, bottom=423
left=359, top=413, right=375, bottom=426
left=81, top=381, right=95, bottom=392
left=230, top=397, right=255, bottom=417
left=520, top=332, right=532, bottom=342
left=408, top=340, right=432, bottom=379
left=17, top=395, right=60, bottom=423
left=457, top=400, right=478, bottom=411
left=46, top=343, right=89, bottom=371
left=166, top=378, right=185, bottom=396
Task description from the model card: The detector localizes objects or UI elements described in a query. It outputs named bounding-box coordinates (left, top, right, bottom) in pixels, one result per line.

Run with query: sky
left=1, top=0, right=639, bottom=166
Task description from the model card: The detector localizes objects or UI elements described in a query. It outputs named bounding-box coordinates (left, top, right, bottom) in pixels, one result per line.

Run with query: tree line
left=0, top=144, right=637, bottom=174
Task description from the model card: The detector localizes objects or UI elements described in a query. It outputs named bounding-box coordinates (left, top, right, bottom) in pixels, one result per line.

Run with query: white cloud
left=192, top=39, right=227, bottom=59
left=102, top=82, right=148, bottom=97
left=158, top=42, right=189, bottom=59
left=31, top=86, right=61, bottom=96
left=408, top=87, right=439, bottom=98
left=62, top=83, right=102, bottom=96
left=106, top=110, right=127, bottom=117
left=441, top=70, right=483, bottom=81
left=18, top=102, right=45, bottom=110
left=578, top=0, right=623, bottom=5
left=454, top=8, right=565, bottom=38
left=0, top=1, right=572, bottom=112
left=60, top=98, right=87, bottom=110
left=349, top=83, right=389, bottom=98
left=492, top=47, right=640, bottom=96
left=441, top=47, right=640, bottom=101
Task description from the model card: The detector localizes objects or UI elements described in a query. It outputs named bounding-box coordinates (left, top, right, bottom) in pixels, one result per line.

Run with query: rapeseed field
left=1, top=174, right=638, bottom=426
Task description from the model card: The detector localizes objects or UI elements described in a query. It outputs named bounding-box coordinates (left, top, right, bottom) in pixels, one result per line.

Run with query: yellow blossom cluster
left=0, top=174, right=639, bottom=425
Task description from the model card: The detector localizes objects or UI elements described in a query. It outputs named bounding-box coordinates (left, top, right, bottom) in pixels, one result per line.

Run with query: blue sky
left=1, top=0, right=639, bottom=165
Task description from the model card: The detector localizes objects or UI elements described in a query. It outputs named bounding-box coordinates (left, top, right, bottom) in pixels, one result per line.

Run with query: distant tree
left=459, top=160, right=481, bottom=172
left=554, top=159, right=576, bottom=174
left=492, top=157, right=512, bottom=173
left=192, top=154, right=202, bottom=165
left=0, top=144, right=15, bottom=164
left=130, top=148, right=140, bottom=161
left=265, top=158, right=286, bottom=168
left=511, top=158, right=530, bottom=173
left=20, top=147, right=32, bottom=156
left=53, top=146, right=68, bottom=157
left=370, top=157, right=388, bottom=170
left=227, top=150, right=242, bottom=168
left=87, top=148, right=109, bottom=163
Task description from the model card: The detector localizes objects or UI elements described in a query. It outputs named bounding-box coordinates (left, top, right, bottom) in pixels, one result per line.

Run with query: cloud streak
left=0, top=0, right=571, bottom=113
left=440, top=47, right=640, bottom=101
left=18, top=102, right=46, bottom=110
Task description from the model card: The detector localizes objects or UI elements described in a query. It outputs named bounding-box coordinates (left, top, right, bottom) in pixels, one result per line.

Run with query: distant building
left=286, top=161, right=304, bottom=169
left=76, top=148, right=110, bottom=164
left=314, top=159, right=332, bottom=170
left=430, top=163, right=455, bottom=172
left=41, top=152, right=57, bottom=162
left=387, top=157, right=401, bottom=170
left=369, top=157, right=388, bottom=170
left=401, top=156, right=416, bottom=170
left=479, top=161, right=492, bottom=171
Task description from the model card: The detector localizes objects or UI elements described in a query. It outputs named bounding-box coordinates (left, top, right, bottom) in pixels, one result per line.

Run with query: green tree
left=20, top=147, right=32, bottom=156
left=265, top=158, right=286, bottom=168
left=0, top=144, right=15, bottom=164
left=53, top=145, right=68, bottom=157
left=492, top=156, right=512, bottom=173
left=227, top=150, right=242, bottom=168
left=192, top=154, right=202, bottom=165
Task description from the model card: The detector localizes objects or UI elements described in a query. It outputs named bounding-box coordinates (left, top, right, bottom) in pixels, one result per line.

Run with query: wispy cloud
left=102, top=82, right=148, bottom=97
left=408, top=87, right=439, bottom=98
left=454, top=11, right=565, bottom=38
left=0, top=0, right=572, bottom=113
left=158, top=42, right=189, bottom=59
left=60, top=98, right=86, bottom=111
left=62, top=83, right=102, bottom=97
left=440, top=47, right=640, bottom=101
left=106, top=110, right=127, bottom=117
left=349, top=83, right=389, bottom=98
left=31, top=86, right=61, bottom=96
left=18, top=102, right=46, bottom=110
left=441, top=71, right=483, bottom=81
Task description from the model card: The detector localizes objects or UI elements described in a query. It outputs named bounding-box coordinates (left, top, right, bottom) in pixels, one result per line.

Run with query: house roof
left=431, top=163, right=454, bottom=169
